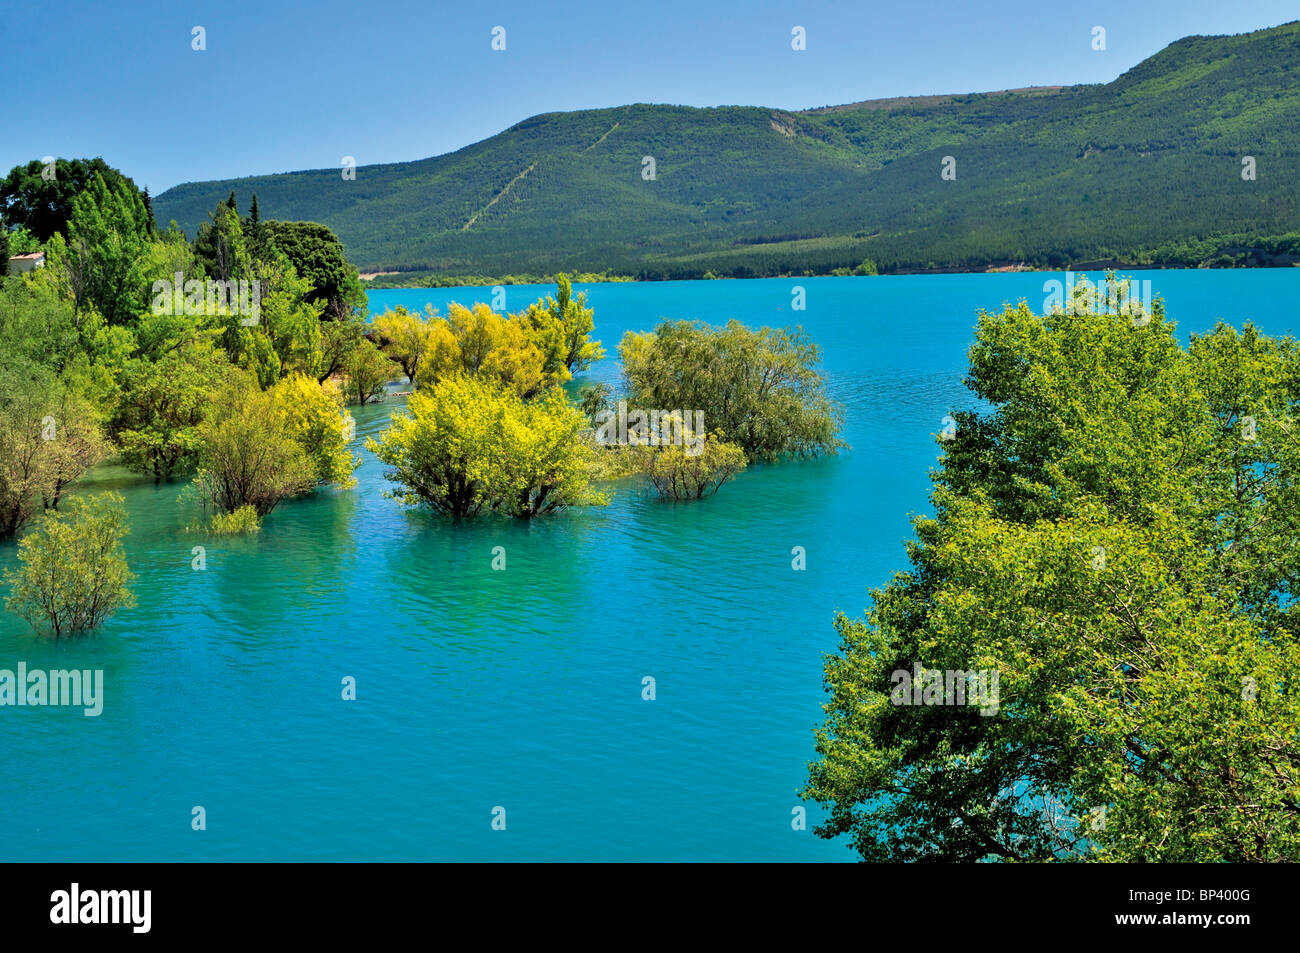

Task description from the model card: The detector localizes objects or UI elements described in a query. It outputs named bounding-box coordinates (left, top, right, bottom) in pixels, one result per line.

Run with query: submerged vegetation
left=0, top=158, right=842, bottom=632
left=3, top=493, right=135, bottom=638
left=618, top=319, right=844, bottom=460
left=365, top=281, right=840, bottom=513
left=1, top=138, right=1292, bottom=864
left=368, top=373, right=603, bottom=518
left=0, top=163, right=368, bottom=631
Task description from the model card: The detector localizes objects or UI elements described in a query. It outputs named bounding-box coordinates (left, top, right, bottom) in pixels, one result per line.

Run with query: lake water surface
left=2, top=270, right=1297, bottom=860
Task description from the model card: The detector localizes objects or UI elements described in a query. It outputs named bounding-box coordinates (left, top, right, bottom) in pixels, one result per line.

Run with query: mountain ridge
left=154, top=20, right=1300, bottom=278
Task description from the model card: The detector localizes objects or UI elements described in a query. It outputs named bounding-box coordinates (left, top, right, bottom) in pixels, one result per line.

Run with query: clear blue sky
left=2, top=0, right=1296, bottom=193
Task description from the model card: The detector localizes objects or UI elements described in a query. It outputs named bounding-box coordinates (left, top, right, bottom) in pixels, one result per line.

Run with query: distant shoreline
left=361, top=259, right=1299, bottom=291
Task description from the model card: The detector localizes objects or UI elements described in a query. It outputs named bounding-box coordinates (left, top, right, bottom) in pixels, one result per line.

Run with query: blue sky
left=2, top=0, right=1296, bottom=193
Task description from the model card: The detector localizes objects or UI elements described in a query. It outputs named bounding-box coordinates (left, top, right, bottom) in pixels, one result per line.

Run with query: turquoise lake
left=2, top=269, right=1297, bottom=861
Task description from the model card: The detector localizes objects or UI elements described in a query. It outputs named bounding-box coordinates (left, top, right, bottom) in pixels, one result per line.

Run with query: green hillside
left=153, top=21, right=1300, bottom=279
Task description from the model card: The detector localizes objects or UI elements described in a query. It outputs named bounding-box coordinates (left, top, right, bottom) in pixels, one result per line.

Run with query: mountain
left=154, top=21, right=1300, bottom=279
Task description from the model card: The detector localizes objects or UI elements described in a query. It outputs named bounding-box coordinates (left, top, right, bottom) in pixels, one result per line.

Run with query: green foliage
left=412, top=301, right=559, bottom=399
left=257, top=220, right=366, bottom=319
left=521, top=274, right=605, bottom=374
left=60, top=174, right=151, bottom=325
left=190, top=382, right=317, bottom=517
left=642, top=433, right=747, bottom=499
left=803, top=283, right=1300, bottom=861
left=0, top=369, right=107, bottom=538
left=491, top=387, right=607, bottom=518
left=834, top=258, right=879, bottom=276
left=619, top=319, right=844, bottom=459
left=3, top=225, right=42, bottom=256
left=317, top=314, right=366, bottom=384
left=209, top=504, right=261, bottom=535
left=343, top=338, right=398, bottom=405
left=0, top=158, right=144, bottom=243
left=578, top=381, right=611, bottom=420
left=0, top=162, right=370, bottom=538
left=192, top=192, right=251, bottom=282
left=153, top=23, right=1300, bottom=276
left=368, top=373, right=604, bottom=518
left=372, top=305, right=437, bottom=382
left=3, top=492, right=136, bottom=638
left=270, top=373, right=359, bottom=487
left=112, top=339, right=232, bottom=482
left=0, top=277, right=80, bottom=372
left=216, top=256, right=325, bottom=385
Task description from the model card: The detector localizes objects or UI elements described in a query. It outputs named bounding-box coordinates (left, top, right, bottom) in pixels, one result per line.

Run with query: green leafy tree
left=58, top=173, right=152, bottom=325
left=3, top=225, right=42, bottom=256
left=522, top=274, right=604, bottom=375
left=619, top=319, right=844, bottom=459
left=415, top=302, right=555, bottom=399
left=373, top=305, right=437, bottom=383
left=192, top=193, right=251, bottom=283
left=343, top=338, right=398, bottom=405
left=258, top=220, right=365, bottom=319
left=270, top=373, right=359, bottom=487
left=0, top=276, right=81, bottom=372
left=112, top=340, right=232, bottom=482
left=141, top=186, right=156, bottom=236
left=0, top=370, right=106, bottom=538
left=3, top=492, right=136, bottom=638
left=491, top=387, right=607, bottom=518
left=39, top=384, right=108, bottom=512
left=578, top=381, right=611, bottom=421
left=368, top=374, right=604, bottom=518
left=0, top=158, right=143, bottom=243
left=368, top=373, right=496, bottom=517
left=804, top=285, right=1300, bottom=862
left=317, top=314, right=366, bottom=384
left=190, top=383, right=317, bottom=517
left=642, top=432, right=747, bottom=500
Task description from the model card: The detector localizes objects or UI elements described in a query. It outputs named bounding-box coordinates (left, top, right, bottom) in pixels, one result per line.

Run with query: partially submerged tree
left=619, top=319, right=843, bottom=460
left=372, top=305, right=437, bottom=383
left=270, top=373, right=358, bottom=488
left=415, top=302, right=556, bottom=399
left=0, top=370, right=106, bottom=537
left=368, top=373, right=603, bottom=518
left=3, top=492, right=136, bottom=638
left=190, top=384, right=316, bottom=517
left=642, top=432, right=746, bottom=500
left=521, top=274, right=604, bottom=376
left=113, top=339, right=232, bottom=482
left=491, top=387, right=606, bottom=518
left=343, top=338, right=398, bottom=405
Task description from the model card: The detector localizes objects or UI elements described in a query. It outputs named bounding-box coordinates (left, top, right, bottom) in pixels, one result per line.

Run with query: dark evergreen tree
left=141, top=186, right=156, bottom=236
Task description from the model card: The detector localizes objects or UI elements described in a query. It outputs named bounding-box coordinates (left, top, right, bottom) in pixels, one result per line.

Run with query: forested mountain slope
left=154, top=21, right=1300, bottom=278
